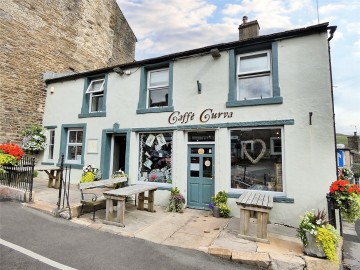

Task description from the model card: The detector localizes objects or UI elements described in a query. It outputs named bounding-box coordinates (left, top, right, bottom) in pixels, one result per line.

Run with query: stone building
left=0, top=0, right=136, bottom=143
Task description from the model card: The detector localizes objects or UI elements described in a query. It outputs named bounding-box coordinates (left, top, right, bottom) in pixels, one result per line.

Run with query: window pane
left=67, top=146, right=76, bottom=160
left=77, top=131, right=83, bottom=143
left=138, top=132, right=172, bottom=183
left=149, top=69, right=168, bottom=87
left=190, top=157, right=200, bottom=177
left=48, top=145, right=54, bottom=160
left=230, top=129, right=283, bottom=192
left=239, top=53, right=268, bottom=73
left=50, top=130, right=55, bottom=144
left=91, top=94, right=103, bottom=112
left=149, top=88, right=168, bottom=107
left=238, top=75, right=271, bottom=99
left=68, top=131, right=77, bottom=143
left=203, top=157, right=213, bottom=178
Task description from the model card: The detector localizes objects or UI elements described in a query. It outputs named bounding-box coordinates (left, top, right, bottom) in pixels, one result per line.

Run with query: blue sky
left=117, top=0, right=359, bottom=135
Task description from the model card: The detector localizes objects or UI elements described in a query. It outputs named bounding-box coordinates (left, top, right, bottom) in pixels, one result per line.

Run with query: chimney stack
left=239, top=16, right=260, bottom=41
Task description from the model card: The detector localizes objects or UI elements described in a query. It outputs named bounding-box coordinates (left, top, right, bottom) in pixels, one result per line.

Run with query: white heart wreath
left=243, top=139, right=266, bottom=164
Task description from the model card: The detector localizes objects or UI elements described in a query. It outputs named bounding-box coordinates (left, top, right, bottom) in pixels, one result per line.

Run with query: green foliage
left=167, top=187, right=185, bottom=213
left=353, top=164, right=360, bottom=178
left=211, top=191, right=230, bottom=217
left=0, top=153, right=18, bottom=166
left=80, top=172, right=95, bottom=183
left=316, top=225, right=340, bottom=263
left=33, top=170, right=39, bottom=178
left=336, top=133, right=348, bottom=146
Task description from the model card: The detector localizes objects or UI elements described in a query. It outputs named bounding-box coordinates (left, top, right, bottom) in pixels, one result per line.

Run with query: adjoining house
left=40, top=17, right=337, bottom=226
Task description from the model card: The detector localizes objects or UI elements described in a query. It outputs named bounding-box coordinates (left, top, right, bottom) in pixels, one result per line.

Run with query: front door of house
left=187, top=145, right=215, bottom=209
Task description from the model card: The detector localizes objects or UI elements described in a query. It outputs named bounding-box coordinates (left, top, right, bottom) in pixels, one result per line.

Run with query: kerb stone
left=269, top=252, right=305, bottom=270
left=208, top=246, right=232, bottom=259
left=232, top=251, right=271, bottom=268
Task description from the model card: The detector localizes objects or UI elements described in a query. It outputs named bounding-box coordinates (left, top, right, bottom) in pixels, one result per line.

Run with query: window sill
left=78, top=112, right=106, bottom=118
left=41, top=162, right=55, bottom=166
left=56, top=162, right=83, bottom=169
left=226, top=96, right=283, bottom=107
left=136, top=106, right=174, bottom=114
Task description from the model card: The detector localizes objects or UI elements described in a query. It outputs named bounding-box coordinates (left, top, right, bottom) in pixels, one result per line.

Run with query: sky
left=117, top=0, right=359, bottom=135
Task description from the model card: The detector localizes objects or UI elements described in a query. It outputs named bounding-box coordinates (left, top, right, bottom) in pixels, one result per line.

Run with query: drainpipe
left=327, top=26, right=338, bottom=179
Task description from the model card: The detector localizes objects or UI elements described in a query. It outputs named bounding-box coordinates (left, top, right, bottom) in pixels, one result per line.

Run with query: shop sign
left=168, top=108, right=233, bottom=124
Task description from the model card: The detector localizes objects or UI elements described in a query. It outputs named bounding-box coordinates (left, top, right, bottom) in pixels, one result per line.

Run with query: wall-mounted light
left=50, top=87, right=54, bottom=94
left=309, top=112, right=313, bottom=125
left=210, top=48, right=221, bottom=58
left=197, top=80, right=202, bottom=94
left=113, top=66, right=124, bottom=75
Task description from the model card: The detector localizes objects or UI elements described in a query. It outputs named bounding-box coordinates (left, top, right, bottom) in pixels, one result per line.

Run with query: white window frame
left=86, top=78, right=105, bottom=113
left=46, top=129, right=55, bottom=161
left=65, top=129, right=83, bottom=164
left=270, top=137, right=282, bottom=155
left=236, top=50, right=272, bottom=100
left=147, top=68, right=169, bottom=108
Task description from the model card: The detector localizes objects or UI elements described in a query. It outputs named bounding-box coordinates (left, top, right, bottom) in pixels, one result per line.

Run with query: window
left=79, top=75, right=107, bottom=118
left=237, top=51, right=271, bottom=100
left=86, top=78, right=105, bottom=112
left=226, top=42, right=282, bottom=107
left=137, top=62, right=174, bottom=114
left=66, top=129, right=83, bottom=164
left=148, top=68, right=169, bottom=108
left=138, top=132, right=172, bottom=184
left=230, top=128, right=283, bottom=192
left=47, top=129, right=55, bottom=160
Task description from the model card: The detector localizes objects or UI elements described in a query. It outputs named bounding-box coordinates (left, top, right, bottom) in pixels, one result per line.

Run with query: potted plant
left=167, top=187, right=185, bottom=213
left=111, top=169, right=128, bottom=188
left=297, top=209, right=340, bottom=262
left=80, top=165, right=102, bottom=183
left=0, top=143, right=25, bottom=173
left=209, top=191, right=230, bottom=218
left=329, top=179, right=360, bottom=223
left=21, top=125, right=47, bottom=154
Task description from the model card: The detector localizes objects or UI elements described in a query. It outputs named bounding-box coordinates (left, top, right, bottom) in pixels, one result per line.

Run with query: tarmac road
left=0, top=199, right=256, bottom=270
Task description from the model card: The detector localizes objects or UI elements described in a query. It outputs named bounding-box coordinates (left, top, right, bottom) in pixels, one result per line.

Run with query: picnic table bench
left=35, top=166, right=63, bottom=189
left=78, top=177, right=127, bottom=220
left=236, top=191, right=273, bottom=243
left=103, top=185, right=158, bottom=227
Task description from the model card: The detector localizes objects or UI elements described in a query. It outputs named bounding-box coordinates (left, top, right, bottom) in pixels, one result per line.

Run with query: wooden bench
left=78, top=177, right=127, bottom=220
left=103, top=185, right=158, bottom=227
left=236, top=191, right=273, bottom=243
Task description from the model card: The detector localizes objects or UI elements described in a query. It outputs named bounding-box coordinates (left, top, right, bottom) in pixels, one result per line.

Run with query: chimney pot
left=243, top=16, right=248, bottom=24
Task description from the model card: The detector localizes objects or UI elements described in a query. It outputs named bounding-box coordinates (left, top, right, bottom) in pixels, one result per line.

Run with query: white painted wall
left=42, top=31, right=336, bottom=226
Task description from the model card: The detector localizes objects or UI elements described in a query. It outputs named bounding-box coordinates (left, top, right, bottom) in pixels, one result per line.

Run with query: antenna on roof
left=316, top=0, right=320, bottom=23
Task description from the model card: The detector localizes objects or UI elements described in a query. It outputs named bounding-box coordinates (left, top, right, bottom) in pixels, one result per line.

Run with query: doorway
left=112, top=135, right=127, bottom=173
left=187, top=145, right=215, bottom=209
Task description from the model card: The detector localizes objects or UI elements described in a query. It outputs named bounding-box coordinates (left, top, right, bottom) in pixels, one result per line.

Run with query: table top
left=79, top=178, right=127, bottom=189
left=35, top=165, right=62, bottom=171
left=103, top=185, right=158, bottom=197
left=236, top=191, right=273, bottom=209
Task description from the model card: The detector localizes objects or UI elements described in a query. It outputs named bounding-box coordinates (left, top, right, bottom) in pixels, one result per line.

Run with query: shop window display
left=138, top=132, right=172, bottom=184
left=230, top=128, right=283, bottom=192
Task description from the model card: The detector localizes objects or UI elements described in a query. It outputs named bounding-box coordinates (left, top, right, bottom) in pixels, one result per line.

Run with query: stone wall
left=0, top=0, right=136, bottom=143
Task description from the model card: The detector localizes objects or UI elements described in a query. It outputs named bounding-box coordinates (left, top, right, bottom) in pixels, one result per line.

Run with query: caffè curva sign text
left=168, top=109, right=233, bottom=124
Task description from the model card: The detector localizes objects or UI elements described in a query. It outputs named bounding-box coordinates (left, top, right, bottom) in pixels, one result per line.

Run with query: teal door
left=187, top=145, right=215, bottom=209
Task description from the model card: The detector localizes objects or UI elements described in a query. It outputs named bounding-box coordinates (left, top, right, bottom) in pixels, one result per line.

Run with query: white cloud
left=319, top=4, right=348, bottom=15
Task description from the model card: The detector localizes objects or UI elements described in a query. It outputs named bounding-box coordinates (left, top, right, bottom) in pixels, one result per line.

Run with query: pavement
left=4, top=177, right=360, bottom=269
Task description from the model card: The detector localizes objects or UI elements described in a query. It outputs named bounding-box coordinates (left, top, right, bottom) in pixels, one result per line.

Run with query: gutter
left=327, top=25, right=338, bottom=178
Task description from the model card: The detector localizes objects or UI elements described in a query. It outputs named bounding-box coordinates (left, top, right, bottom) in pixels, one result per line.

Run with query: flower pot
left=213, top=205, right=220, bottom=218
left=304, top=232, right=326, bottom=258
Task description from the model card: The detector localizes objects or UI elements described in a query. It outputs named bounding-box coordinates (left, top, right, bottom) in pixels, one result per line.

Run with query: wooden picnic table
left=35, top=165, right=62, bottom=189
left=236, top=191, right=273, bottom=243
left=103, top=185, right=158, bottom=227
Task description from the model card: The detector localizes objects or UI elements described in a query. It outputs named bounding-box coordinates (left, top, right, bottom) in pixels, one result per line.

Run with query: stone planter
left=213, top=205, right=220, bottom=218
left=303, top=232, right=326, bottom=258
